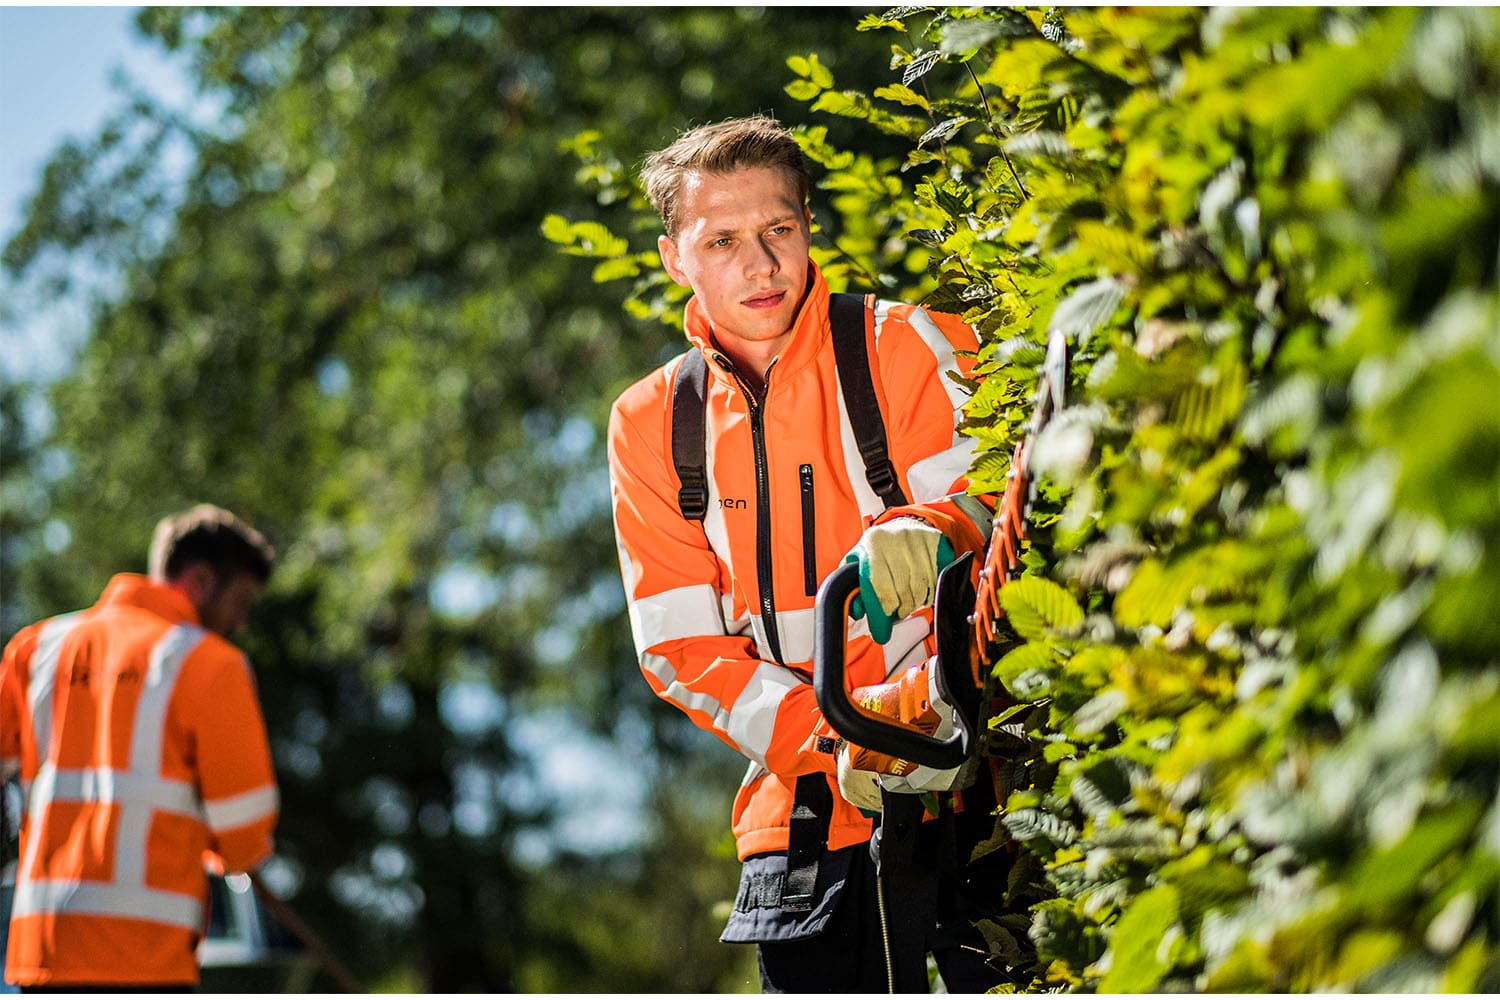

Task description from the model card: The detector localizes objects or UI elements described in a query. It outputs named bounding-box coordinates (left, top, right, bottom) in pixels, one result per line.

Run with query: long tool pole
left=249, top=871, right=364, bottom=993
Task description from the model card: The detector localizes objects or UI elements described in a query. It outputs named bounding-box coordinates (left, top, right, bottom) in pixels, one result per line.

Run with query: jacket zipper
left=715, top=352, right=785, bottom=665
left=800, top=464, right=817, bottom=596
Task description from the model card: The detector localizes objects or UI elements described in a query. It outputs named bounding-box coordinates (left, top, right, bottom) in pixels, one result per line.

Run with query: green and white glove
left=844, top=517, right=956, bottom=643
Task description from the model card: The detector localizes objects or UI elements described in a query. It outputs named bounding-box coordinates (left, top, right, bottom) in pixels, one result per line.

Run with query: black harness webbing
left=669, top=291, right=906, bottom=913
left=779, top=773, right=834, bottom=913
left=670, top=348, right=711, bottom=522
left=829, top=292, right=909, bottom=510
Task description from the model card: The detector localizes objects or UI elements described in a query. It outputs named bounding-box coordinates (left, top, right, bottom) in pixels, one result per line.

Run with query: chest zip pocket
left=800, top=464, right=818, bottom=597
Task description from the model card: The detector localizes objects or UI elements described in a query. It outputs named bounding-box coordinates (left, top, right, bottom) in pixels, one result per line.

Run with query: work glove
left=844, top=517, right=956, bottom=644
left=834, top=657, right=961, bottom=812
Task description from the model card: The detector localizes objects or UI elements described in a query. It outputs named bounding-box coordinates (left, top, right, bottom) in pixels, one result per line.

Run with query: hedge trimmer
left=816, top=325, right=1069, bottom=776
left=813, top=328, right=1068, bottom=992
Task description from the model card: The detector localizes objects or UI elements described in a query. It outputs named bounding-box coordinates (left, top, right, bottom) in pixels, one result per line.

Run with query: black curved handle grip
left=813, top=557, right=973, bottom=770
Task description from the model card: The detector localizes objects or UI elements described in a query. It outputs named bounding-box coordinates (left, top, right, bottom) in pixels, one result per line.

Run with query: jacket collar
left=98, top=573, right=202, bottom=628
left=682, top=259, right=832, bottom=388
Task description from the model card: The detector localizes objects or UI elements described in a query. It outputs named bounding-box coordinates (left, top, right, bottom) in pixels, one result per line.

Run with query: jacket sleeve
left=608, top=375, right=838, bottom=779
left=874, top=302, right=995, bottom=553
left=0, top=628, right=36, bottom=782
left=182, top=645, right=279, bottom=873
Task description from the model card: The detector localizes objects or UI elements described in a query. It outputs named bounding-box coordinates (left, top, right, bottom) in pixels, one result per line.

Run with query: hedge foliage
left=553, top=6, right=1499, bottom=992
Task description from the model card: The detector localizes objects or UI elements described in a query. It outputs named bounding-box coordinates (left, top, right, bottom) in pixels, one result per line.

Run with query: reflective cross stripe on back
left=15, top=621, right=211, bottom=930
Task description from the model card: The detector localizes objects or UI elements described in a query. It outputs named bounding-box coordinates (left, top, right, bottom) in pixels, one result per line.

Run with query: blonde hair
left=641, top=115, right=809, bottom=239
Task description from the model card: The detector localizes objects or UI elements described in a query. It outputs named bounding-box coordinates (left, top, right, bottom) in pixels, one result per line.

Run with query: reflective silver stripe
left=641, top=651, right=724, bottom=718
left=722, top=597, right=753, bottom=637
left=765, top=607, right=816, bottom=666
left=134, top=626, right=206, bottom=773
left=908, top=437, right=981, bottom=503
left=898, top=304, right=968, bottom=411
left=613, top=534, right=642, bottom=596
left=641, top=649, right=804, bottom=768
left=751, top=604, right=863, bottom=670
left=117, top=625, right=204, bottom=887
left=10, top=879, right=203, bottom=932
left=881, top=616, right=933, bottom=679
left=873, top=298, right=895, bottom=346
left=748, top=613, right=771, bottom=660
left=870, top=302, right=976, bottom=505
left=18, top=765, right=56, bottom=887
left=628, top=584, right=725, bottom=653
left=204, top=783, right=278, bottom=833
left=723, top=662, right=805, bottom=766
left=834, top=362, right=888, bottom=522
left=19, top=614, right=84, bottom=887
left=27, top=614, right=83, bottom=763
left=29, top=764, right=199, bottom=817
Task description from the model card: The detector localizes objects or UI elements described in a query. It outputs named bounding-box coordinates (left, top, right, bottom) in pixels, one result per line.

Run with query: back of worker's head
left=641, top=115, right=809, bottom=240
left=149, top=504, right=275, bottom=586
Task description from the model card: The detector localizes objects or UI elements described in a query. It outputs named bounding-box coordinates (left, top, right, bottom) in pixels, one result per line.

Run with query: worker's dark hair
left=148, top=504, right=275, bottom=584
left=641, top=115, right=809, bottom=239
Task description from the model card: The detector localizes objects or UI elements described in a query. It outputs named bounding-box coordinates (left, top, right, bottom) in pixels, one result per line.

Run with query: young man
left=608, top=116, right=1004, bottom=991
left=1, top=504, right=281, bottom=990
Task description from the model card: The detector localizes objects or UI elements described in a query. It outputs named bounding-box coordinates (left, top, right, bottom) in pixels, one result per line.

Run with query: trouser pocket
left=719, top=845, right=856, bottom=944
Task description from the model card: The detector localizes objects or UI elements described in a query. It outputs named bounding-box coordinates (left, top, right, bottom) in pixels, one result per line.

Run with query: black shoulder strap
left=669, top=293, right=907, bottom=521
left=670, top=348, right=710, bottom=521
left=829, top=292, right=909, bottom=510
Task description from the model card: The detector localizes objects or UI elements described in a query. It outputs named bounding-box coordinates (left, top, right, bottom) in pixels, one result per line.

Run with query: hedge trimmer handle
left=813, top=554, right=981, bottom=771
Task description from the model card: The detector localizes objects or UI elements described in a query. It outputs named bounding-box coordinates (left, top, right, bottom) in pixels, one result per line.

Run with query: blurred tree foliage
left=557, top=5, right=1499, bottom=994
left=1, top=7, right=897, bottom=992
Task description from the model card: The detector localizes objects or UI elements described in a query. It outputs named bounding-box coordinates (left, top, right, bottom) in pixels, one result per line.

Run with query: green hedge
left=555, top=6, right=1499, bottom=991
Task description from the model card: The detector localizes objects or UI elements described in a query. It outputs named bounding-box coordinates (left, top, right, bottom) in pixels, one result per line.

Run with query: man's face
left=658, top=165, right=813, bottom=363
left=195, top=571, right=264, bottom=638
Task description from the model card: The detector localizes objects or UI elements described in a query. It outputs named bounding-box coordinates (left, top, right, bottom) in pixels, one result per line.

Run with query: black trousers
left=747, top=796, right=1009, bottom=994
left=756, top=841, right=1000, bottom=992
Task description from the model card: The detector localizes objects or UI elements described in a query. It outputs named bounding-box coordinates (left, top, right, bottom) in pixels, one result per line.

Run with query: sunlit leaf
left=1098, top=885, right=1178, bottom=992
left=1000, top=577, right=1085, bottom=641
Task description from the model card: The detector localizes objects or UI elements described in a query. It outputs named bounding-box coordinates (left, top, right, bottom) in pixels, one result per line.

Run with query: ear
left=173, top=562, right=216, bottom=606
left=658, top=234, right=690, bottom=288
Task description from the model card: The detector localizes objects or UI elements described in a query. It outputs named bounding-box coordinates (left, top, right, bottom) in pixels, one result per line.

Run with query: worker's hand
left=832, top=658, right=961, bottom=811
left=836, top=747, right=886, bottom=813
left=836, top=743, right=961, bottom=813
left=844, top=518, right=955, bottom=643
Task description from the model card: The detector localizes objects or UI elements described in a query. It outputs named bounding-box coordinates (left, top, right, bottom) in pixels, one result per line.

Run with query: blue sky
left=0, top=6, right=191, bottom=380
left=0, top=6, right=191, bottom=245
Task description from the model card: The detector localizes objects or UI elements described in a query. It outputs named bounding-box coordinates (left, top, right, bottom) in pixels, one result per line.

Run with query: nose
left=744, top=237, right=779, bottom=279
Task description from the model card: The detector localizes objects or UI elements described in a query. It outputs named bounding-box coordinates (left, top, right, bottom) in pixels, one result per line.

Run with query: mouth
left=742, top=289, right=786, bottom=310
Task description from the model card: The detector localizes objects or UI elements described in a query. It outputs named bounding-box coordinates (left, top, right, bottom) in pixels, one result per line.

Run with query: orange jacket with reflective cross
left=608, top=262, right=991, bottom=861
left=0, top=573, right=279, bottom=987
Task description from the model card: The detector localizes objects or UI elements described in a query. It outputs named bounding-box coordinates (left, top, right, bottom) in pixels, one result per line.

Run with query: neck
left=710, top=336, right=778, bottom=395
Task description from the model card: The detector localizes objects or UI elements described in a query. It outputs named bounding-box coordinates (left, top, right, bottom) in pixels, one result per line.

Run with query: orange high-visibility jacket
left=0, top=573, right=279, bottom=987
left=608, top=262, right=991, bottom=861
